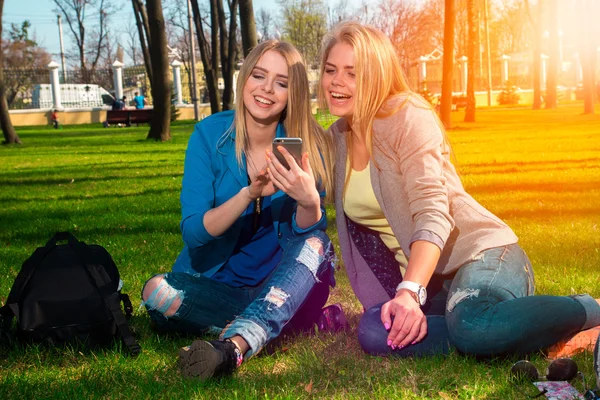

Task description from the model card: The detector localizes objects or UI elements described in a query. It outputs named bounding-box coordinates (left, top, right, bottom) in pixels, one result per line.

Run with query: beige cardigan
left=331, top=94, right=518, bottom=310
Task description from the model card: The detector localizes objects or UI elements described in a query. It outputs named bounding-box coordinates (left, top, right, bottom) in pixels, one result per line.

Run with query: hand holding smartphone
left=272, top=138, right=303, bottom=169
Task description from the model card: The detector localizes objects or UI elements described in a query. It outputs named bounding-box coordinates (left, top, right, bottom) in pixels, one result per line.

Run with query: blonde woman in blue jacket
left=321, top=22, right=600, bottom=358
left=141, top=40, right=339, bottom=380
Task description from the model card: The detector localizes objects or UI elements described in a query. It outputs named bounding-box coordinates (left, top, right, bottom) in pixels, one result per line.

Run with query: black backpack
left=0, top=232, right=141, bottom=356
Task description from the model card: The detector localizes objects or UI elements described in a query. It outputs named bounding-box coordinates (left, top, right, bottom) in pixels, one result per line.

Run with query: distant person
left=121, top=96, right=127, bottom=109
left=51, top=110, right=60, bottom=129
left=133, top=92, right=146, bottom=109
left=111, top=96, right=125, bottom=111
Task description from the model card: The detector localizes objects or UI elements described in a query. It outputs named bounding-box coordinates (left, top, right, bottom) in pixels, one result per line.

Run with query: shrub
left=497, top=83, right=520, bottom=105
left=171, top=93, right=181, bottom=122
left=418, top=81, right=435, bottom=105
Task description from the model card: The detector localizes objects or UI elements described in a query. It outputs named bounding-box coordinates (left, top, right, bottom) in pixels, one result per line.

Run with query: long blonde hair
left=319, top=22, right=446, bottom=194
left=233, top=40, right=334, bottom=202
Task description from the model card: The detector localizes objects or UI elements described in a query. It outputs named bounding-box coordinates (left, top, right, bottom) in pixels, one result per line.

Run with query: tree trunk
left=132, top=0, right=153, bottom=87
left=146, top=0, right=171, bottom=141
left=440, top=0, right=455, bottom=128
left=190, top=0, right=221, bottom=114
left=239, top=0, right=257, bottom=57
left=209, top=0, right=220, bottom=108
left=0, top=0, right=21, bottom=145
left=224, top=0, right=239, bottom=110
left=464, top=0, right=477, bottom=122
left=580, top=0, right=595, bottom=114
left=532, top=31, right=542, bottom=108
left=525, top=0, right=542, bottom=109
left=218, top=0, right=238, bottom=110
left=545, top=0, right=558, bottom=109
left=77, top=15, right=87, bottom=82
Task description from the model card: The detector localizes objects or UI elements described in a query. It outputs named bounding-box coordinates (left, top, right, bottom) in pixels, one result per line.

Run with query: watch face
left=417, top=287, right=427, bottom=305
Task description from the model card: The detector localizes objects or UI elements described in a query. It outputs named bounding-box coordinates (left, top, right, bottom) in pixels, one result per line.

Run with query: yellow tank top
left=343, top=162, right=407, bottom=267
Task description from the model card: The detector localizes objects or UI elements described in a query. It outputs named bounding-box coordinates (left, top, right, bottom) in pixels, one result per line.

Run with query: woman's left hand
left=380, top=290, right=428, bottom=350
left=266, top=147, right=320, bottom=208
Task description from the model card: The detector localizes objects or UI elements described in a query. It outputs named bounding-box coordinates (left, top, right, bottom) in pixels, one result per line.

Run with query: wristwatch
left=395, top=281, right=427, bottom=307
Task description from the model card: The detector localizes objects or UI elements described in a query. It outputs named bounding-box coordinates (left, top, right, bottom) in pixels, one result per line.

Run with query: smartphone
left=272, top=138, right=303, bottom=169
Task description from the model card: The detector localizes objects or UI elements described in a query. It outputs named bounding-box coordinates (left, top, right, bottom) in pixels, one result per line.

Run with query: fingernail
left=411, top=341, right=416, bottom=345
left=391, top=344, right=396, bottom=350
left=387, top=340, right=392, bottom=346
left=399, top=345, right=404, bottom=349
left=384, top=323, right=390, bottom=330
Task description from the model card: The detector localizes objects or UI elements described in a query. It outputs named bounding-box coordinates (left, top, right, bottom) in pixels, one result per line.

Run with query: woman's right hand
left=247, top=169, right=277, bottom=200
left=381, top=290, right=428, bottom=350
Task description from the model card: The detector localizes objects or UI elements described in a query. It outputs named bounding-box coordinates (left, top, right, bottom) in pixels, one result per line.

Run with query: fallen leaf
left=304, top=380, right=313, bottom=394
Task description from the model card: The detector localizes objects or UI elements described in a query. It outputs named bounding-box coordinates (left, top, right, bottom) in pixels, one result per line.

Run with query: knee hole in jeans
left=142, top=275, right=184, bottom=317
left=295, top=236, right=326, bottom=280
left=305, top=237, right=324, bottom=256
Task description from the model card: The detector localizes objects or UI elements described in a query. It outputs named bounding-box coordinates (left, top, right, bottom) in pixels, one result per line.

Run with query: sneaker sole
left=178, top=341, right=222, bottom=380
left=548, top=326, right=600, bottom=360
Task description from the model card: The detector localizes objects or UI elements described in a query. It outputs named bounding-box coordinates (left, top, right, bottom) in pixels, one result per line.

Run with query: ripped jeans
left=358, top=244, right=600, bottom=357
left=143, top=230, right=334, bottom=357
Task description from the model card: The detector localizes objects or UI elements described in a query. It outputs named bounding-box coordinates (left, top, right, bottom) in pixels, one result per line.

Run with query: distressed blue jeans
left=359, top=244, right=600, bottom=357
left=143, top=230, right=334, bottom=357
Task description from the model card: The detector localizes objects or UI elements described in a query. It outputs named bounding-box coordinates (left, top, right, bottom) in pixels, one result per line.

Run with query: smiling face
left=321, top=42, right=356, bottom=122
left=242, top=50, right=289, bottom=125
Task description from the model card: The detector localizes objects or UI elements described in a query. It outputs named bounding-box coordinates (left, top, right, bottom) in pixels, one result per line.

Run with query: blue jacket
left=172, top=110, right=327, bottom=277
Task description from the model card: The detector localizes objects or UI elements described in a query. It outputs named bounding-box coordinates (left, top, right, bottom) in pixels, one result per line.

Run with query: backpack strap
left=46, top=231, right=79, bottom=247
left=102, top=292, right=141, bottom=356
left=69, top=238, right=141, bottom=356
left=121, top=293, right=134, bottom=320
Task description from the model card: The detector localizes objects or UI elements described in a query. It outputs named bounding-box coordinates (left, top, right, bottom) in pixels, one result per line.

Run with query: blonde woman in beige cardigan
left=319, top=21, right=600, bottom=358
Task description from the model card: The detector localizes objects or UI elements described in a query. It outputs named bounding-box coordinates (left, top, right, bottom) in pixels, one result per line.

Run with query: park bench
left=452, top=95, right=468, bottom=111
left=106, top=109, right=153, bottom=127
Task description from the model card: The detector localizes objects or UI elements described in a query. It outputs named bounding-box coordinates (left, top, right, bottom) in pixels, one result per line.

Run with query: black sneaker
left=178, top=339, right=239, bottom=380
left=316, top=303, right=349, bottom=332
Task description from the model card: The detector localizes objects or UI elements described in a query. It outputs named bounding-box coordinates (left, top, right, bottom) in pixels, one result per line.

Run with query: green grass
left=1, top=107, right=600, bottom=399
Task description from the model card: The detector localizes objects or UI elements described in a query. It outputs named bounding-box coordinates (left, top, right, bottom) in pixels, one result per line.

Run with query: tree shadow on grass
left=468, top=181, right=600, bottom=196
left=464, top=161, right=600, bottom=176
left=0, top=159, right=175, bottom=180
left=0, top=186, right=180, bottom=204
left=0, top=171, right=183, bottom=188
left=19, top=129, right=146, bottom=140
left=495, top=207, right=600, bottom=221
left=21, top=148, right=185, bottom=157
left=462, top=157, right=600, bottom=170
left=0, top=222, right=182, bottom=245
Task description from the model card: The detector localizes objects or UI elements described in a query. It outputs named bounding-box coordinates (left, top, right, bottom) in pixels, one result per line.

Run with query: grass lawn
left=1, top=107, right=600, bottom=399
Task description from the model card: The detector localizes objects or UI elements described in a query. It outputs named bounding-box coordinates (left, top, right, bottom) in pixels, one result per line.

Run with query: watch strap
left=395, top=281, right=426, bottom=306
left=396, top=281, right=421, bottom=293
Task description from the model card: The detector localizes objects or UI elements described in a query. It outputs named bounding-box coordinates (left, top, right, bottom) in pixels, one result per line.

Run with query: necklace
left=245, top=151, right=261, bottom=179
left=245, top=152, right=262, bottom=234
left=246, top=173, right=262, bottom=234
